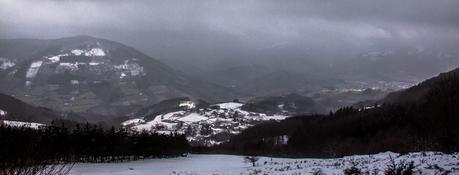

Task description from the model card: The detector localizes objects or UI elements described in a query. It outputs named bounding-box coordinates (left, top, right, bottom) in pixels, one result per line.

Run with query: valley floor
left=69, top=152, right=458, bottom=175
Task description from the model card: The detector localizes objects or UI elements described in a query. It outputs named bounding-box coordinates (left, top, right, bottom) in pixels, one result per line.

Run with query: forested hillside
left=0, top=123, right=189, bottom=173
left=218, top=68, right=459, bottom=157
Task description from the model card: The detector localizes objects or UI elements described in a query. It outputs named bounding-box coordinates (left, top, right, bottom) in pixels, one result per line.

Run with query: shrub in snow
left=344, top=159, right=364, bottom=175
left=384, top=157, right=415, bottom=175
left=343, top=165, right=364, bottom=175
left=312, top=168, right=325, bottom=175
left=244, top=156, right=259, bottom=167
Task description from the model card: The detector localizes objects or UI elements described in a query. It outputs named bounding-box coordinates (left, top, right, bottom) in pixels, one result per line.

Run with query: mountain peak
left=62, top=35, right=105, bottom=41
left=73, top=35, right=97, bottom=39
left=0, top=36, right=239, bottom=118
left=51, top=35, right=123, bottom=50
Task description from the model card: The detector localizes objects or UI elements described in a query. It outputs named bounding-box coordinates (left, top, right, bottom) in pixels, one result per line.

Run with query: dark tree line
left=216, top=69, right=459, bottom=157
left=0, top=123, right=190, bottom=173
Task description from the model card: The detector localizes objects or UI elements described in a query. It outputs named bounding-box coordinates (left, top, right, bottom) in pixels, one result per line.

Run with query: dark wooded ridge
left=214, top=68, right=459, bottom=157
left=0, top=123, right=190, bottom=172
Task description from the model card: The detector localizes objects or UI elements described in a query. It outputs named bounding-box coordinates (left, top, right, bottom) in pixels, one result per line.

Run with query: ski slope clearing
left=69, top=152, right=458, bottom=175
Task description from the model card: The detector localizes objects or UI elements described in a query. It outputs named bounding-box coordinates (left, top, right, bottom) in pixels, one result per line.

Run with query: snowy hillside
left=69, top=152, right=459, bottom=175
left=1, top=120, right=45, bottom=129
left=0, top=36, right=240, bottom=118
left=123, top=102, right=288, bottom=146
left=0, top=57, right=16, bottom=70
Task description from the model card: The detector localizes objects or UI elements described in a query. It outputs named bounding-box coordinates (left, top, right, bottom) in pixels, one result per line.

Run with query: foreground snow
left=69, top=152, right=458, bottom=175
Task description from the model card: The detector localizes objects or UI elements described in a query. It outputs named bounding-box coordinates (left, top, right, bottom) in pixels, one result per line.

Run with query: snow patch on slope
left=114, top=60, right=144, bottom=77
left=58, top=62, right=85, bottom=71
left=71, top=49, right=84, bottom=56
left=178, top=113, right=208, bottom=123
left=131, top=119, right=177, bottom=132
left=0, top=57, right=16, bottom=69
left=179, top=101, right=195, bottom=109
left=216, top=102, right=243, bottom=109
left=85, top=48, right=105, bottom=56
left=2, top=120, right=45, bottom=129
left=120, top=72, right=127, bottom=79
left=46, top=48, right=104, bottom=63
left=0, top=109, right=7, bottom=116
left=46, top=53, right=69, bottom=63
left=89, top=62, right=100, bottom=66
left=121, top=118, right=145, bottom=126
left=25, top=61, right=43, bottom=79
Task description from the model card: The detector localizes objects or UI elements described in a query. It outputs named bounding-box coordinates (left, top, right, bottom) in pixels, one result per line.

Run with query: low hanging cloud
left=1, top=0, right=458, bottom=68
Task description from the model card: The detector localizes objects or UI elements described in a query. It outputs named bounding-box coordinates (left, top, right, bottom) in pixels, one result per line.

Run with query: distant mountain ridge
left=0, top=36, right=240, bottom=118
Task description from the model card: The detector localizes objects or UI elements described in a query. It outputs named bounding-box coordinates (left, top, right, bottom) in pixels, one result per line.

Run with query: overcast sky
left=1, top=0, right=459, bottom=70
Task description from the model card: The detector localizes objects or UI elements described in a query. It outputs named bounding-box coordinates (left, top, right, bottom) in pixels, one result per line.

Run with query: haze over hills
left=0, top=36, right=241, bottom=119
left=1, top=34, right=457, bottom=149
left=186, top=44, right=459, bottom=96
left=0, top=35, right=410, bottom=121
left=0, top=35, right=441, bottom=124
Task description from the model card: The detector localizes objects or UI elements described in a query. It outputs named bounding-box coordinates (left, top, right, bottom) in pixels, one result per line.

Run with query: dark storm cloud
left=1, top=0, right=459, bottom=69
left=2, top=0, right=458, bottom=38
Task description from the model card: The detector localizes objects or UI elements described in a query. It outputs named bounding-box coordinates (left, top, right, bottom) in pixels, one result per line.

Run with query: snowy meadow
left=69, top=152, right=458, bottom=175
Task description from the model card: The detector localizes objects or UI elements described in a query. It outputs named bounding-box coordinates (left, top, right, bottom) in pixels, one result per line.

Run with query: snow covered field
left=69, top=152, right=458, bottom=175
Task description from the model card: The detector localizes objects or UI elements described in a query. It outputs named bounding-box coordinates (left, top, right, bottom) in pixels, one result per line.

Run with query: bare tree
left=244, top=155, right=259, bottom=167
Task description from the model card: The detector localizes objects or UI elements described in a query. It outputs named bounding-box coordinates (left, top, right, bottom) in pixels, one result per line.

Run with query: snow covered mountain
left=0, top=36, right=240, bottom=118
left=122, top=101, right=288, bottom=146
